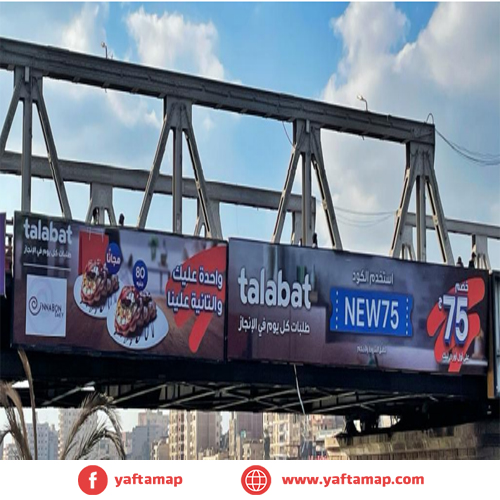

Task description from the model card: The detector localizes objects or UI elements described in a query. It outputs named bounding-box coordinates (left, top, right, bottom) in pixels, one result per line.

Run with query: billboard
left=12, top=212, right=226, bottom=361
left=227, top=239, right=489, bottom=375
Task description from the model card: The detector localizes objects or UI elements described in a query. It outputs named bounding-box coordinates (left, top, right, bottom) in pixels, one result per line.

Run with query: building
left=169, top=410, right=188, bottom=460
left=58, top=408, right=98, bottom=459
left=138, top=410, right=169, bottom=430
left=264, top=413, right=304, bottom=460
left=152, top=437, right=170, bottom=460
left=170, top=410, right=221, bottom=460
left=324, top=432, right=348, bottom=460
left=129, top=410, right=169, bottom=460
left=229, top=412, right=263, bottom=460
left=2, top=443, right=18, bottom=460
left=26, top=423, right=58, bottom=460
left=200, top=449, right=229, bottom=460
left=130, top=424, right=166, bottom=460
left=123, top=431, right=133, bottom=459
left=94, top=437, right=121, bottom=460
left=242, top=439, right=264, bottom=460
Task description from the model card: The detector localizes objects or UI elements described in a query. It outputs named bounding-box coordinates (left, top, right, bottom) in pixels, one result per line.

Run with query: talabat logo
left=78, top=465, right=108, bottom=495
left=25, top=275, right=67, bottom=338
left=238, top=268, right=311, bottom=310
left=23, top=217, right=73, bottom=244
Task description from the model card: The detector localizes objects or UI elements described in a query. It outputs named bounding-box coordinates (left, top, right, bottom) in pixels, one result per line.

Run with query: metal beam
left=405, top=213, right=500, bottom=240
left=1, top=151, right=312, bottom=214
left=33, top=79, right=72, bottom=219
left=416, top=173, right=426, bottom=261
left=21, top=67, right=32, bottom=212
left=0, top=37, right=434, bottom=144
left=302, top=149, right=312, bottom=246
left=0, top=72, right=22, bottom=164
left=272, top=126, right=305, bottom=243
left=390, top=142, right=420, bottom=260
left=424, top=150, right=454, bottom=264
left=173, top=123, right=183, bottom=234
left=137, top=103, right=177, bottom=229
left=311, top=127, right=343, bottom=249
left=183, top=106, right=223, bottom=239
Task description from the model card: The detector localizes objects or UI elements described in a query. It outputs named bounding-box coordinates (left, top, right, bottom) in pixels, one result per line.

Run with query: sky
left=0, top=2, right=499, bottom=433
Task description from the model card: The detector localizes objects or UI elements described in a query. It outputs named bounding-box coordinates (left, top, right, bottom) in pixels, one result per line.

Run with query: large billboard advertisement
left=227, top=239, right=489, bottom=375
left=12, top=212, right=226, bottom=361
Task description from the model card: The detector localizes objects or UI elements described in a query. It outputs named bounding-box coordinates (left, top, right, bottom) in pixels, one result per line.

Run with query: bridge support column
left=21, top=68, right=33, bottom=214
left=272, top=121, right=341, bottom=249
left=137, top=99, right=222, bottom=238
left=0, top=67, right=72, bottom=218
left=401, top=225, right=416, bottom=260
left=391, top=142, right=453, bottom=264
left=194, top=199, right=221, bottom=238
left=85, top=183, right=117, bottom=226
left=472, top=234, right=491, bottom=270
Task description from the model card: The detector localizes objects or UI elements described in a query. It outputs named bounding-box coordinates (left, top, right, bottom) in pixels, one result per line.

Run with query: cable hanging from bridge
left=426, top=113, right=500, bottom=167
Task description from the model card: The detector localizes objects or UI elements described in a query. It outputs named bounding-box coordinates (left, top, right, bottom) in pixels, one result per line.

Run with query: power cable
left=426, top=113, right=500, bottom=167
left=282, top=122, right=293, bottom=146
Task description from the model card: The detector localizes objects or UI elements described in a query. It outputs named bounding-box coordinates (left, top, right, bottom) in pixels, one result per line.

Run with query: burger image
left=80, top=259, right=119, bottom=306
left=114, top=286, right=157, bottom=337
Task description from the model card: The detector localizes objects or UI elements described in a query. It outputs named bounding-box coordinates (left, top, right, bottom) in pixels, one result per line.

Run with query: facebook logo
left=78, top=466, right=108, bottom=495
left=89, top=471, right=98, bottom=489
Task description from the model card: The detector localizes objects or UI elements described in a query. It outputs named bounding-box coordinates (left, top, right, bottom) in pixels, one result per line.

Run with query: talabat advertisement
left=12, top=213, right=226, bottom=361
left=227, top=239, right=489, bottom=375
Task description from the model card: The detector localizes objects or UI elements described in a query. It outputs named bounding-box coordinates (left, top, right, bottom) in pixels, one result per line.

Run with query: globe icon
left=245, top=469, right=268, bottom=493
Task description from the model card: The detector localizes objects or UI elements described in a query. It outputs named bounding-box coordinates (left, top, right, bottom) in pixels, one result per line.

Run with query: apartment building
left=152, top=437, right=170, bottom=460
left=169, top=410, right=221, bottom=460
left=26, top=422, right=58, bottom=460
left=241, top=439, right=264, bottom=460
left=228, top=412, right=263, bottom=460
left=263, top=413, right=304, bottom=460
left=138, top=410, right=169, bottom=430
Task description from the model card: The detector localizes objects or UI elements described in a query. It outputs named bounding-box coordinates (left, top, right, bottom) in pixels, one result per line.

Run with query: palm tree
left=0, top=350, right=125, bottom=460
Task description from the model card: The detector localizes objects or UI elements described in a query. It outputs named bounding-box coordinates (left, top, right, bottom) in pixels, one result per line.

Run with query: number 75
left=442, top=294, right=468, bottom=345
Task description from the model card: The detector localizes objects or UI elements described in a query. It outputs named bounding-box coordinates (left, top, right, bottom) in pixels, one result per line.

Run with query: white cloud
left=126, top=7, right=225, bottom=80
left=202, top=114, right=215, bottom=133
left=105, top=90, right=162, bottom=129
left=61, top=3, right=108, bottom=55
left=318, top=3, right=500, bottom=261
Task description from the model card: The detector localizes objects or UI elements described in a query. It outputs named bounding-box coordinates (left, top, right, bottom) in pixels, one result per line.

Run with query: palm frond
left=0, top=383, right=32, bottom=460
left=71, top=420, right=126, bottom=460
left=60, top=393, right=125, bottom=460
left=17, top=349, right=37, bottom=460
left=0, top=428, right=11, bottom=448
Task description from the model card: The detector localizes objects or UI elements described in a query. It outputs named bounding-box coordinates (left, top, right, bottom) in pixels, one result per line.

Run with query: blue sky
left=0, top=2, right=499, bottom=432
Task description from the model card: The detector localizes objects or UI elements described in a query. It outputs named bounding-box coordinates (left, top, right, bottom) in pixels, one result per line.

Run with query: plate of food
left=73, top=259, right=120, bottom=318
left=107, top=286, right=168, bottom=350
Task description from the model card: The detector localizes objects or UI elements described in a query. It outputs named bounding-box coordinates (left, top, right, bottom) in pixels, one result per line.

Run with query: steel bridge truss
left=1, top=38, right=498, bottom=422
left=0, top=37, right=458, bottom=262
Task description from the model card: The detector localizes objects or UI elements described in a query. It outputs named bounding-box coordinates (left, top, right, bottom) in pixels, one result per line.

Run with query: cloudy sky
left=1, top=2, right=499, bottom=432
